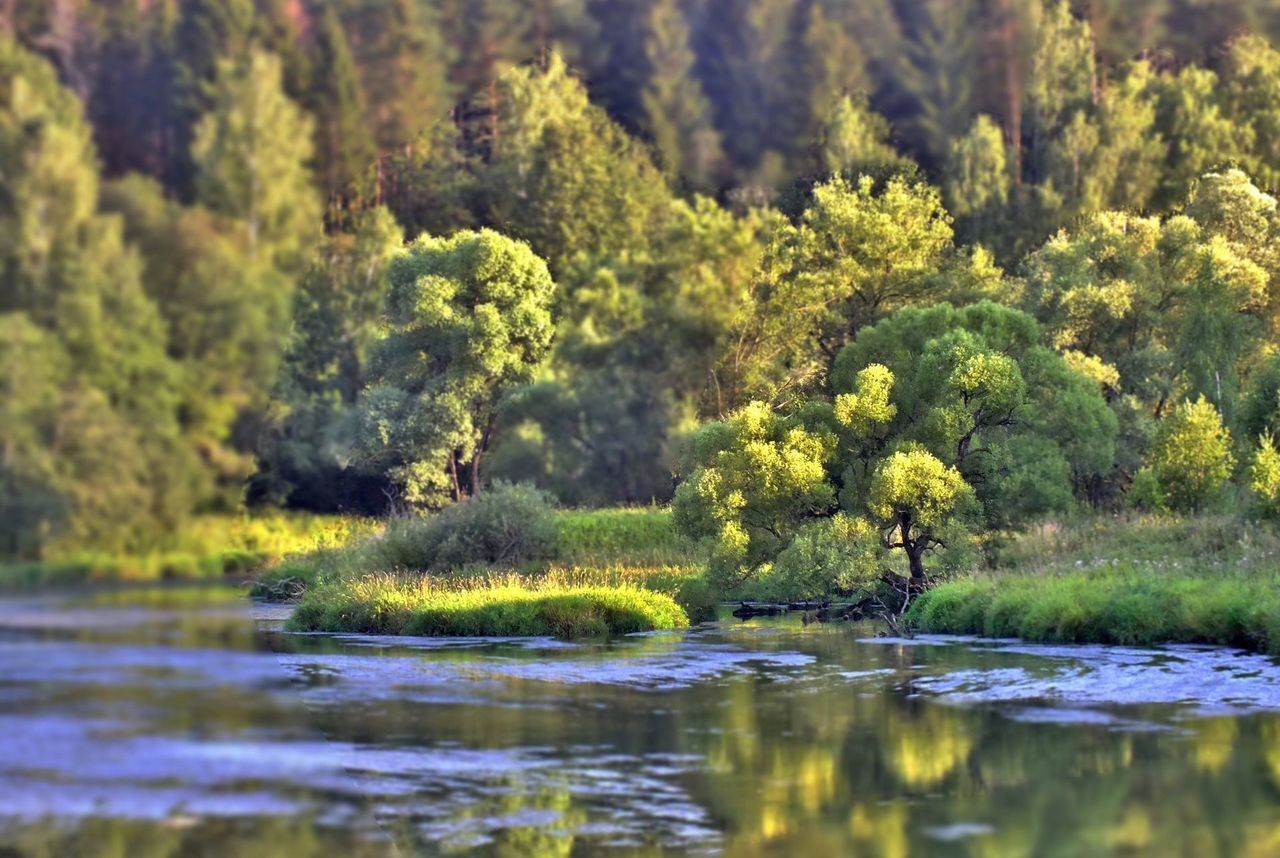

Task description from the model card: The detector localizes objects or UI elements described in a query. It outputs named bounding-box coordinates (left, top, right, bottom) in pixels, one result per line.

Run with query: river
left=3, top=584, right=1280, bottom=856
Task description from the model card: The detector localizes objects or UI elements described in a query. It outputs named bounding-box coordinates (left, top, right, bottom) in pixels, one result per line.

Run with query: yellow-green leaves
left=868, top=450, right=972, bottom=529
left=673, top=401, right=837, bottom=589
left=1251, top=433, right=1280, bottom=517
left=1140, top=397, right=1235, bottom=512
left=834, top=364, right=896, bottom=437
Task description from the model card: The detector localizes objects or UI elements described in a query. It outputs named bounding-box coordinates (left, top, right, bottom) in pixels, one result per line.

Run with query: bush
left=367, top=482, right=559, bottom=572
left=1140, top=397, right=1235, bottom=512
left=288, top=573, right=689, bottom=639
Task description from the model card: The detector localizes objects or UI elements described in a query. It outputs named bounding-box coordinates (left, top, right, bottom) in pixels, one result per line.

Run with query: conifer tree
left=641, top=0, right=724, bottom=189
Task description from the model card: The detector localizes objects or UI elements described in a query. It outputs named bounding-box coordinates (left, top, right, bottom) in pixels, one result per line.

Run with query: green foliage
left=357, top=229, right=556, bottom=506
left=725, top=174, right=958, bottom=401
left=762, top=514, right=885, bottom=602
left=288, top=573, right=689, bottom=638
left=1140, top=396, right=1236, bottom=512
left=679, top=300, right=1116, bottom=594
left=368, top=483, right=559, bottom=572
left=192, top=48, right=320, bottom=275
left=1249, top=432, right=1280, bottom=517
left=252, top=207, right=404, bottom=510
left=641, top=0, right=724, bottom=189
left=673, top=402, right=837, bottom=590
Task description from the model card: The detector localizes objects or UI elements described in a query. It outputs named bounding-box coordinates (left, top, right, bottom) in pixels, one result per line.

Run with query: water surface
left=3, top=585, right=1280, bottom=856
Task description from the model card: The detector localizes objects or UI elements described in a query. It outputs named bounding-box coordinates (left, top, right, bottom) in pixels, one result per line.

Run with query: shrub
left=1250, top=432, right=1280, bottom=517
left=1141, top=397, right=1235, bottom=512
left=367, top=482, right=559, bottom=572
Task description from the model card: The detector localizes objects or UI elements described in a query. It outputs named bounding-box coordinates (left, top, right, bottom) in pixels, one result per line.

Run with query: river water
left=4, top=585, right=1280, bottom=856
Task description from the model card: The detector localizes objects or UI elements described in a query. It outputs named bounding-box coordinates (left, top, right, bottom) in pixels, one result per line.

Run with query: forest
left=12, top=4, right=1280, bottom=856
left=6, top=0, right=1280, bottom=623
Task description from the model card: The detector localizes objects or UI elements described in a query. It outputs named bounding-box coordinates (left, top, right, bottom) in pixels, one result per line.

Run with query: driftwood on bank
left=730, top=574, right=932, bottom=629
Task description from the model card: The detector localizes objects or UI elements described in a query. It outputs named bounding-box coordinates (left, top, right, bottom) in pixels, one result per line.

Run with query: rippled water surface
left=5, top=586, right=1280, bottom=856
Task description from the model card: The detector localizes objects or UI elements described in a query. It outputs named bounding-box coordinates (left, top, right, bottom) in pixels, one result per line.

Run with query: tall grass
left=288, top=572, right=690, bottom=638
left=2, top=513, right=381, bottom=589
left=556, top=507, right=696, bottom=567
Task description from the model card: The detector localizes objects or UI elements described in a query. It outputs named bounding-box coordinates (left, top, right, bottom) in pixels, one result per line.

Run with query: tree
left=356, top=229, right=556, bottom=507
left=1024, top=199, right=1270, bottom=420
left=867, top=449, right=973, bottom=581
left=677, top=302, right=1114, bottom=593
left=192, top=48, right=320, bottom=275
left=336, top=0, right=451, bottom=151
left=172, top=0, right=256, bottom=194
left=252, top=207, right=404, bottom=510
left=815, top=93, right=904, bottom=179
left=722, top=174, right=958, bottom=403
left=308, top=5, right=375, bottom=197
left=1224, top=34, right=1280, bottom=189
left=946, top=115, right=1011, bottom=244
left=476, top=54, right=672, bottom=274
left=1249, top=432, right=1280, bottom=517
left=640, top=0, right=724, bottom=189
left=1136, top=396, right=1235, bottom=511
left=0, top=36, right=189, bottom=555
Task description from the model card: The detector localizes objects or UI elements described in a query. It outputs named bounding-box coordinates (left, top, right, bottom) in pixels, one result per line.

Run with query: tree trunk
left=906, top=543, right=927, bottom=581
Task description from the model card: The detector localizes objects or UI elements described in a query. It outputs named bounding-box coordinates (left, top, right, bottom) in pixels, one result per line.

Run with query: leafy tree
left=1224, top=34, right=1280, bottom=189
left=677, top=302, right=1114, bottom=592
left=1136, top=396, right=1235, bottom=511
left=335, top=0, right=451, bottom=150
left=723, top=174, right=958, bottom=403
left=192, top=48, right=320, bottom=274
left=172, top=0, right=256, bottom=193
left=308, top=4, right=376, bottom=197
left=867, top=448, right=974, bottom=581
left=1249, top=432, right=1280, bottom=517
left=356, top=229, right=556, bottom=507
left=815, top=93, right=905, bottom=179
left=1024, top=201, right=1269, bottom=419
left=476, top=53, right=672, bottom=274
left=0, top=36, right=189, bottom=554
left=251, top=207, right=403, bottom=511
left=946, top=115, right=1012, bottom=244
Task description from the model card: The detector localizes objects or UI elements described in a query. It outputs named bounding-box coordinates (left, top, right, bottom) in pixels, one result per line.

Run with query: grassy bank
left=288, top=572, right=690, bottom=638
left=909, top=515, right=1280, bottom=653
left=1, top=514, right=380, bottom=589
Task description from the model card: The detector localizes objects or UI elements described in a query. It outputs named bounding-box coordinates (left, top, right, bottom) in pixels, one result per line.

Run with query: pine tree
left=641, top=0, right=723, bottom=189
left=337, top=0, right=451, bottom=149
left=171, top=0, right=255, bottom=194
left=310, top=5, right=375, bottom=196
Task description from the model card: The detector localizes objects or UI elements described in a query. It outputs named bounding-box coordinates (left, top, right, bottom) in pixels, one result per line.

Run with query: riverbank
left=909, top=516, right=1280, bottom=654
left=0, top=514, right=380, bottom=589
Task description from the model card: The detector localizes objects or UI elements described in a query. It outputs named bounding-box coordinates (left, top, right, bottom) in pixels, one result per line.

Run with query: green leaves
left=868, top=450, right=972, bottom=530
left=358, top=229, right=556, bottom=507
left=1139, top=396, right=1236, bottom=512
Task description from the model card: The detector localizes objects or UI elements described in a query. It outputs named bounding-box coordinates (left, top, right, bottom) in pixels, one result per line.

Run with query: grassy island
left=288, top=573, right=689, bottom=638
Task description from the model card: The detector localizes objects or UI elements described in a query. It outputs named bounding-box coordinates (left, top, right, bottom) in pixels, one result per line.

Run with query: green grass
left=909, top=514, right=1280, bottom=653
left=2, top=513, right=381, bottom=589
left=288, top=572, right=691, bottom=639
left=555, top=507, right=695, bottom=566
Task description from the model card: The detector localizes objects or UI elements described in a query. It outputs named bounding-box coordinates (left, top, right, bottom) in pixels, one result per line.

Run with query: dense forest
left=7, top=0, right=1280, bottom=563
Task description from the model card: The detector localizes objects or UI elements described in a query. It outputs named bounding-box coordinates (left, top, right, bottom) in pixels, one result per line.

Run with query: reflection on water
left=4, top=588, right=1280, bottom=856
